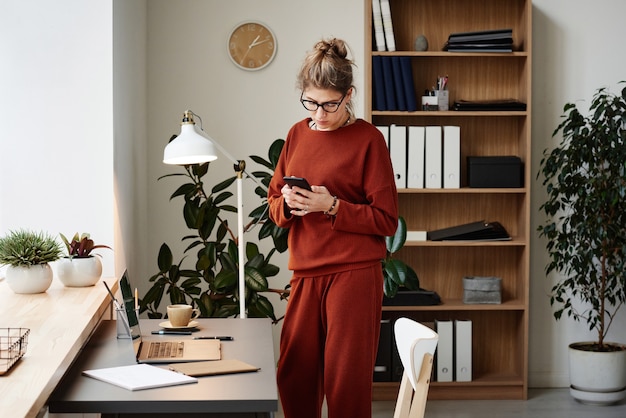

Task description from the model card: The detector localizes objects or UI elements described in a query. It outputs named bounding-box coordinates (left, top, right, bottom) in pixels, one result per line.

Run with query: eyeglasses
left=300, top=93, right=346, bottom=113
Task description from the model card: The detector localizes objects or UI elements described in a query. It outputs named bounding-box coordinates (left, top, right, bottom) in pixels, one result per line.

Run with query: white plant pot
left=5, top=264, right=54, bottom=294
left=569, top=342, right=626, bottom=405
left=56, top=256, right=103, bottom=287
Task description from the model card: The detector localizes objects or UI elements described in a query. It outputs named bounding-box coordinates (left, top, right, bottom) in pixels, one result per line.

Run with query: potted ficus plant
left=57, top=232, right=112, bottom=287
left=537, top=83, right=626, bottom=404
left=0, top=229, right=63, bottom=293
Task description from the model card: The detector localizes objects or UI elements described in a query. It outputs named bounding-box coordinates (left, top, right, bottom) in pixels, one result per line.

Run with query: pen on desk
left=151, top=330, right=193, bottom=335
left=103, top=281, right=121, bottom=310
left=194, top=336, right=234, bottom=341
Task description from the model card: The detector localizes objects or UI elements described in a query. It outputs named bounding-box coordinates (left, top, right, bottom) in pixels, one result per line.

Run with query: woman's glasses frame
left=300, top=92, right=346, bottom=113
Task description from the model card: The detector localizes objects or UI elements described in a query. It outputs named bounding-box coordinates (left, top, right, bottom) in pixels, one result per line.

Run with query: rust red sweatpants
left=277, top=264, right=383, bottom=418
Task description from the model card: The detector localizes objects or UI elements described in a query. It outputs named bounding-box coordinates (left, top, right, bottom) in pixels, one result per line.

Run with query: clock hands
left=249, top=38, right=270, bottom=48
left=239, top=35, right=271, bottom=65
left=247, top=35, right=261, bottom=49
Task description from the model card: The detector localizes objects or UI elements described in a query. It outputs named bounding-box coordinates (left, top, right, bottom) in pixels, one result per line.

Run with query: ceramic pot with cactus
left=0, top=229, right=63, bottom=294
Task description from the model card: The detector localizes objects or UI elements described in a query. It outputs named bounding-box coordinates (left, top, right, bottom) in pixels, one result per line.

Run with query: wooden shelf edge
left=382, top=299, right=526, bottom=312
left=372, top=110, right=528, bottom=117
left=373, top=380, right=527, bottom=401
left=403, top=239, right=527, bottom=247
left=371, top=51, right=529, bottom=58
left=397, top=187, right=527, bottom=194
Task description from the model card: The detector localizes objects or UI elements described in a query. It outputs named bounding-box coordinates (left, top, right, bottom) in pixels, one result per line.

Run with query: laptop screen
left=119, top=270, right=142, bottom=345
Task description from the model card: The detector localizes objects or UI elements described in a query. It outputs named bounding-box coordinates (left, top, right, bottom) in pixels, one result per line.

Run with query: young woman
left=267, top=38, right=398, bottom=417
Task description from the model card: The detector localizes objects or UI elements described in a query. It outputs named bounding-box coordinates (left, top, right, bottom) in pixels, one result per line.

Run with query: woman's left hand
left=282, top=184, right=335, bottom=217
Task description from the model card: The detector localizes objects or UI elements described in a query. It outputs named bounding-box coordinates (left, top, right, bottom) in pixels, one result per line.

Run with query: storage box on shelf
left=366, top=0, right=532, bottom=400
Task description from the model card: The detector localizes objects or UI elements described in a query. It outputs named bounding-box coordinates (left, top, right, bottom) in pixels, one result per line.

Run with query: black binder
left=452, top=99, right=526, bottom=111
left=374, top=319, right=392, bottom=382
left=427, top=221, right=510, bottom=241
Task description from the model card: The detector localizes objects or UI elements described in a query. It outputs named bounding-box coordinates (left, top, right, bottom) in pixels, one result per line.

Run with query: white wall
left=3, top=0, right=626, bottom=393
left=112, top=0, right=149, bottom=285
left=0, top=0, right=115, bottom=279
left=530, top=1, right=626, bottom=387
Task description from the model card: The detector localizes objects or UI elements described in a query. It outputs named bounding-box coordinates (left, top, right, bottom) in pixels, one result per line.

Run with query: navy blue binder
left=399, top=57, right=418, bottom=111
left=380, top=56, right=397, bottom=110
left=372, top=56, right=387, bottom=111
left=391, top=56, right=407, bottom=111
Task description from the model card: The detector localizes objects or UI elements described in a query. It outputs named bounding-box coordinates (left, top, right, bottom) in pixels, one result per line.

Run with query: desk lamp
left=164, top=110, right=264, bottom=319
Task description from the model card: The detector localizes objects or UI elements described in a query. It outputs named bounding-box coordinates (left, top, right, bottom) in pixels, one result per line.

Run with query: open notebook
left=83, top=363, right=197, bottom=391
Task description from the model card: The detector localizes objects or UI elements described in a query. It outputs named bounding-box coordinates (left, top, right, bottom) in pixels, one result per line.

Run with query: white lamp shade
left=163, top=123, right=218, bottom=165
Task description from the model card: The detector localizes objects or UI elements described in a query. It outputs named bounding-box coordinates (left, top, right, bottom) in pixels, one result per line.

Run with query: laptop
left=118, top=270, right=221, bottom=364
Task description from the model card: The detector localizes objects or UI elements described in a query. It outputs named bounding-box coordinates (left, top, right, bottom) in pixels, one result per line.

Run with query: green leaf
left=157, top=244, right=173, bottom=272
left=214, top=269, right=237, bottom=290
left=245, top=266, right=268, bottom=292
left=170, top=183, right=196, bottom=200
left=249, top=155, right=273, bottom=170
left=268, top=139, right=285, bottom=167
left=386, top=217, right=407, bottom=253
left=212, top=177, right=236, bottom=193
left=248, top=295, right=276, bottom=320
left=384, top=259, right=408, bottom=286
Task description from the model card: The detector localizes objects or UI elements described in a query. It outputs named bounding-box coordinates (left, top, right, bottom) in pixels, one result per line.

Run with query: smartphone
left=283, top=176, right=312, bottom=191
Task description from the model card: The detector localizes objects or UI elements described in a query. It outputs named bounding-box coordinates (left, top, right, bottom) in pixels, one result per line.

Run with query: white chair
left=393, top=317, right=439, bottom=418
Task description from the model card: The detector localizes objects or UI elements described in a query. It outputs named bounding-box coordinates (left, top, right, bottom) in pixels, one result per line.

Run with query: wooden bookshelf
left=366, top=0, right=532, bottom=400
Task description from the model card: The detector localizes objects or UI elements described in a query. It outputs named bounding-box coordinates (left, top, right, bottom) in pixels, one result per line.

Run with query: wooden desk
left=0, top=276, right=117, bottom=418
left=48, top=318, right=279, bottom=417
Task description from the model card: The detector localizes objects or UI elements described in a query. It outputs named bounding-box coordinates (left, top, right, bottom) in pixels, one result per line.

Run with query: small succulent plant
left=0, top=229, right=64, bottom=267
left=60, top=232, right=112, bottom=259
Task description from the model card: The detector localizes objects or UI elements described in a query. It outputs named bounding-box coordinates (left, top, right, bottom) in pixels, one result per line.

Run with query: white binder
left=434, top=319, right=453, bottom=382
left=376, top=125, right=389, bottom=148
left=371, top=0, right=386, bottom=51
left=455, top=319, right=472, bottom=382
left=389, top=125, right=407, bottom=189
left=407, top=126, right=425, bottom=188
left=443, top=126, right=461, bottom=188
left=425, top=126, right=442, bottom=188
left=379, top=0, right=396, bottom=51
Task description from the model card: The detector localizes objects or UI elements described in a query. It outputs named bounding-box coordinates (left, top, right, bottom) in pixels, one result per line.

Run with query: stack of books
left=444, top=28, right=513, bottom=52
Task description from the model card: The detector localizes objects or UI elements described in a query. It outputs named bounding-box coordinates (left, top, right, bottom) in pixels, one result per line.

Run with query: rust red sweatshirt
left=268, top=118, right=398, bottom=277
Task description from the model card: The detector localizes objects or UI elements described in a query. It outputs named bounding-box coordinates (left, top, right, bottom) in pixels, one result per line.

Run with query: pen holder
left=115, top=307, right=139, bottom=339
left=436, top=90, right=449, bottom=111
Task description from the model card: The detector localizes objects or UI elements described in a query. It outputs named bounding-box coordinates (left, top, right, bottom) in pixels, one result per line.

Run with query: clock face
left=228, top=21, right=277, bottom=71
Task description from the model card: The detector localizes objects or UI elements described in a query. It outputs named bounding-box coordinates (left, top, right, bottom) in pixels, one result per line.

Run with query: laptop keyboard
left=147, top=341, right=185, bottom=358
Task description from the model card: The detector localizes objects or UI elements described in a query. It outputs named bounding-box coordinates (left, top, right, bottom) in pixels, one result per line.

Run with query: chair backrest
left=393, top=317, right=439, bottom=418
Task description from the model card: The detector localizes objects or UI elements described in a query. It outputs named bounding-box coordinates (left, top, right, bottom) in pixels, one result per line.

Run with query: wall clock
left=227, top=21, right=277, bottom=71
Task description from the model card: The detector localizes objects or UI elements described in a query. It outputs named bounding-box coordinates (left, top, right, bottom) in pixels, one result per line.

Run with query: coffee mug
left=166, top=304, right=200, bottom=327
